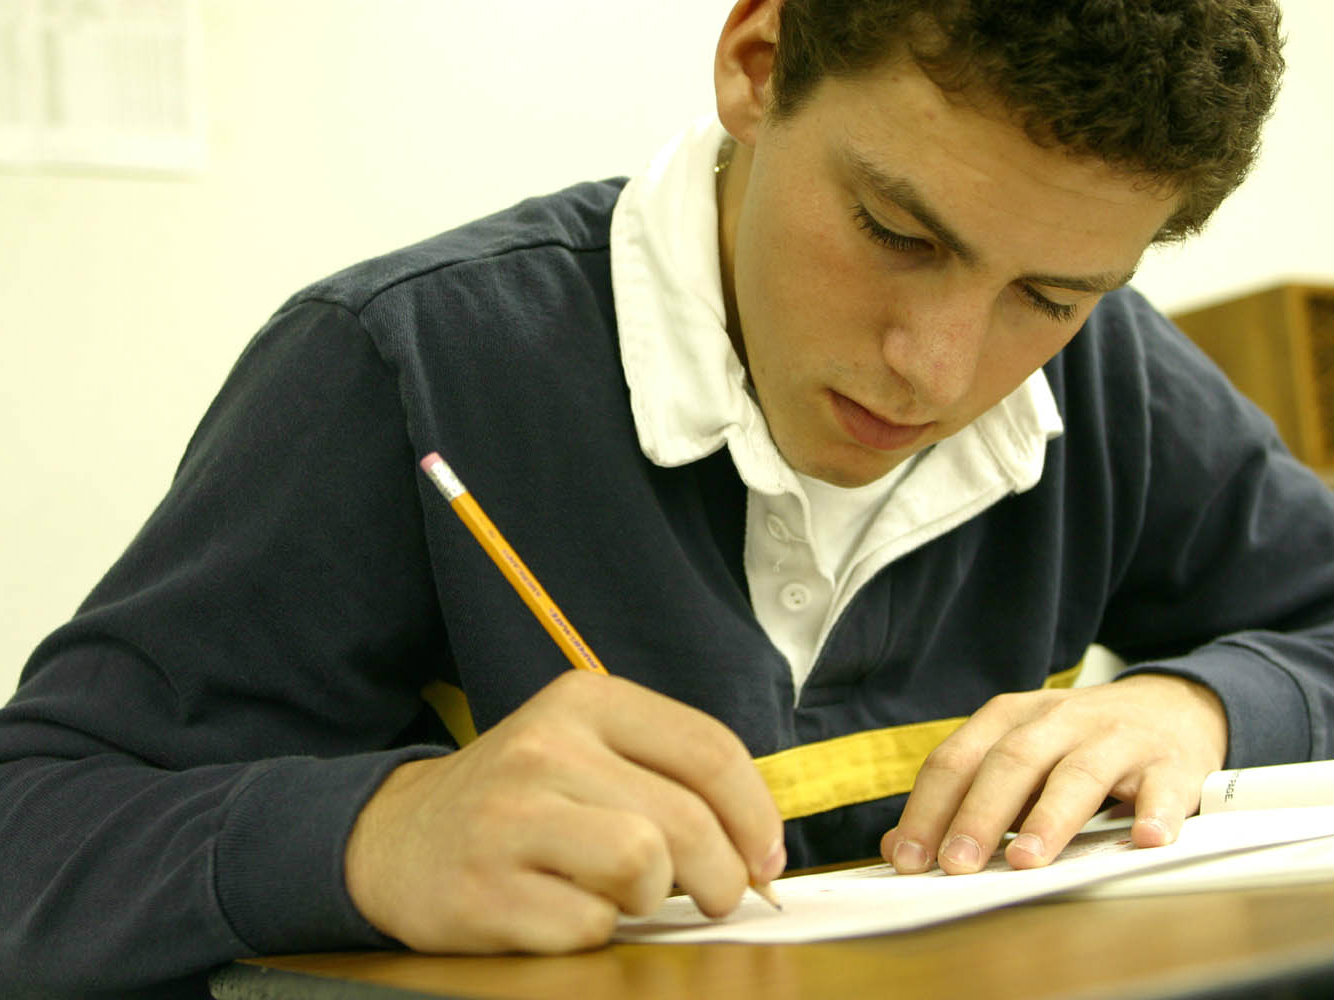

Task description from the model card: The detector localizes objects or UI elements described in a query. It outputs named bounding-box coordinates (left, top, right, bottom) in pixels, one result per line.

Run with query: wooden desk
left=210, top=881, right=1333, bottom=1000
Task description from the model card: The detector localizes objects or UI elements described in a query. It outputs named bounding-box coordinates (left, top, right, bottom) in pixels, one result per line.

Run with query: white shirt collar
left=609, top=115, right=1064, bottom=500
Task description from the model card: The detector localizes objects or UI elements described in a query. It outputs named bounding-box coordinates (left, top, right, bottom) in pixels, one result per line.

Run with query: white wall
left=3, top=0, right=1332, bottom=698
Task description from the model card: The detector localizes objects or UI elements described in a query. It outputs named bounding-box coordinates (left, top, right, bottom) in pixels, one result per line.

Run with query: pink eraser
left=420, top=452, right=442, bottom=472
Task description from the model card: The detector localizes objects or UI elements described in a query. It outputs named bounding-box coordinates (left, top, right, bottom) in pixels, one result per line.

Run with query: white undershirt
left=797, top=463, right=917, bottom=581
left=742, top=460, right=918, bottom=688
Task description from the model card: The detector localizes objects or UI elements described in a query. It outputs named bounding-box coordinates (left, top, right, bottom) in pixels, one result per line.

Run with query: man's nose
left=879, top=285, right=990, bottom=412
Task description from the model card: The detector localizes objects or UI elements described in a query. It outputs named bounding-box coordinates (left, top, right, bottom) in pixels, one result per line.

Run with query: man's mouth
left=828, top=391, right=932, bottom=452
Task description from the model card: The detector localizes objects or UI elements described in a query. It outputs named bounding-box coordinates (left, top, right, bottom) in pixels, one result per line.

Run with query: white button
left=779, top=582, right=812, bottom=612
left=765, top=513, right=792, bottom=542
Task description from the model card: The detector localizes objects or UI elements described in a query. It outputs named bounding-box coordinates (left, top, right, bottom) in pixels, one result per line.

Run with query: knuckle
left=493, top=723, right=571, bottom=778
left=978, top=690, right=1027, bottom=717
left=544, top=667, right=615, bottom=708
left=921, top=739, right=980, bottom=778
left=1038, top=692, right=1094, bottom=728
left=545, top=667, right=590, bottom=696
left=558, top=900, right=620, bottom=952
left=666, top=793, right=722, bottom=848
left=689, top=724, right=750, bottom=781
left=988, top=728, right=1048, bottom=769
left=1052, top=751, right=1113, bottom=788
left=984, top=688, right=1062, bottom=720
left=604, top=817, right=666, bottom=884
left=981, top=690, right=1021, bottom=712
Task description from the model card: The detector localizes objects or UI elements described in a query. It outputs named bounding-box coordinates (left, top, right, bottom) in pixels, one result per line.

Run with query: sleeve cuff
left=213, top=747, right=445, bottom=954
left=1120, top=638, right=1311, bottom=768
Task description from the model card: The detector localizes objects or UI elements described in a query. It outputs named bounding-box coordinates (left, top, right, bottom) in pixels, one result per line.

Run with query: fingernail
left=1009, top=833, right=1045, bottom=862
left=892, top=839, right=929, bottom=873
left=1137, top=816, right=1174, bottom=846
left=760, top=839, right=787, bottom=881
left=941, top=835, right=981, bottom=870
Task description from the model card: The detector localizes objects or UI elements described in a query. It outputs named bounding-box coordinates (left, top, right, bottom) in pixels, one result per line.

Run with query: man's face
left=719, top=59, right=1178, bottom=487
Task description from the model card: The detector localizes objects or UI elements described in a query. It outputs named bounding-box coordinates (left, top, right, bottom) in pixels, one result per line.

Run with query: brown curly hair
left=769, top=0, right=1285, bottom=241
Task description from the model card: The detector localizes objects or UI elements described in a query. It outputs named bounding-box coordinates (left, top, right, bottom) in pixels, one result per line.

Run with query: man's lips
left=828, top=391, right=931, bottom=451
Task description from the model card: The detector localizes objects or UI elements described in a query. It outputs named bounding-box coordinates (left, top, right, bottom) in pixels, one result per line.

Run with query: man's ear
left=714, top=0, right=781, bottom=145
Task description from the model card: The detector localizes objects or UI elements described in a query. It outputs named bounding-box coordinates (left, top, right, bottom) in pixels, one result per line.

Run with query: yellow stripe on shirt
left=422, top=658, right=1086, bottom=820
left=753, top=659, right=1085, bottom=819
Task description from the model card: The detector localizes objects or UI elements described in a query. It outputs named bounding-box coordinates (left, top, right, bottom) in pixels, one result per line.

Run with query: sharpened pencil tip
left=752, top=881, right=783, bottom=911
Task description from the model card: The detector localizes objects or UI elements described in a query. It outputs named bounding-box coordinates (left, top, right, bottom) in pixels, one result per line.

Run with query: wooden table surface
left=211, top=880, right=1334, bottom=1000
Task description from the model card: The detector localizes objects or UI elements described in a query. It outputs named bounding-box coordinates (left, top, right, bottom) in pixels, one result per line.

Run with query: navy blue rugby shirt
left=1, top=179, right=1332, bottom=994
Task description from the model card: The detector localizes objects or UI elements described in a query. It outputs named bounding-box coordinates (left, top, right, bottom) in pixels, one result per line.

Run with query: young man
left=2, top=0, right=1330, bottom=994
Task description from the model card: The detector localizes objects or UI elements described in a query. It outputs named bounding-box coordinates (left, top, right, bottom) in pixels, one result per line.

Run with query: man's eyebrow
left=1021, top=269, right=1137, bottom=294
left=842, top=148, right=1138, bottom=294
left=844, top=148, right=980, bottom=265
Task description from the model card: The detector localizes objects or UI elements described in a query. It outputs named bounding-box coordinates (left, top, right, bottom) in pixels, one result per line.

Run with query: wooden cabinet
left=1170, top=284, right=1334, bottom=487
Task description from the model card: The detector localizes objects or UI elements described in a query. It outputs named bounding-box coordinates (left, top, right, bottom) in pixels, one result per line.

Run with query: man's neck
left=716, top=136, right=752, bottom=369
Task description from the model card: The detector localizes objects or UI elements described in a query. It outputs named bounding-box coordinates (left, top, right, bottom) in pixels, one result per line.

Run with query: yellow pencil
left=420, top=451, right=608, bottom=675
left=418, top=451, right=781, bottom=910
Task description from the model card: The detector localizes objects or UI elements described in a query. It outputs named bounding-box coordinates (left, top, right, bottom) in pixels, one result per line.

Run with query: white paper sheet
left=1069, top=834, right=1334, bottom=898
left=1200, top=759, right=1334, bottom=813
left=614, top=806, right=1334, bottom=945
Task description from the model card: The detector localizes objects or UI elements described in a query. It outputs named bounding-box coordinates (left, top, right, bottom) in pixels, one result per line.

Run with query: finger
left=498, top=873, right=622, bottom=954
left=544, top=753, right=751, bottom=917
left=1128, top=762, right=1194, bottom=849
left=381, top=786, right=668, bottom=952
left=519, top=800, right=673, bottom=916
left=935, top=695, right=1125, bottom=874
left=1005, top=747, right=1129, bottom=869
left=1007, top=713, right=1210, bottom=867
left=413, top=868, right=622, bottom=955
left=552, top=672, right=787, bottom=887
left=935, top=735, right=1072, bottom=873
left=887, top=692, right=1058, bottom=873
left=363, top=776, right=628, bottom=955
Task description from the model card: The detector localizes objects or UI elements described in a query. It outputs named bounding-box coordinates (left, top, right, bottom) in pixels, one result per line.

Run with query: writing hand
left=881, top=674, right=1227, bottom=875
left=344, top=671, right=785, bottom=953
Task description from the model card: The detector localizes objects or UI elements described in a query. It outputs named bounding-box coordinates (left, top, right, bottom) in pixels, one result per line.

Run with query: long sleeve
left=1112, top=435, right=1334, bottom=766
left=1065, top=293, right=1334, bottom=765
left=0, top=301, right=450, bottom=993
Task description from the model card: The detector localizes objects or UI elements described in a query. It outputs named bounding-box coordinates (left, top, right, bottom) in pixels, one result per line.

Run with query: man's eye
left=853, top=205, right=930, bottom=253
left=1020, top=285, right=1079, bottom=323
